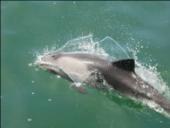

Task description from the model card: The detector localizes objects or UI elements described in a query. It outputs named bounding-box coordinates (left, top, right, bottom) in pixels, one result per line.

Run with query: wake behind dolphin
left=34, top=35, right=170, bottom=117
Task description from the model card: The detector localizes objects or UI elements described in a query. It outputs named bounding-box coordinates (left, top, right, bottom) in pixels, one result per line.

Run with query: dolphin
left=35, top=52, right=170, bottom=113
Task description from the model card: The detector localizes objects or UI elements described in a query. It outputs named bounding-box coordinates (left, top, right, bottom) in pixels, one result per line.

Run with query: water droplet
left=28, top=63, right=32, bottom=67
left=27, top=118, right=32, bottom=122
left=53, top=1, right=57, bottom=5
left=56, top=75, right=61, bottom=78
left=31, top=80, right=35, bottom=84
left=160, top=120, right=163, bottom=123
left=48, top=98, right=52, bottom=102
left=35, top=68, right=39, bottom=71
left=31, top=92, right=35, bottom=95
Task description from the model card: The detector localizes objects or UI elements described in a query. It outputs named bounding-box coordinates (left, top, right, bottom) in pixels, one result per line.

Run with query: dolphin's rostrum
left=35, top=52, right=170, bottom=113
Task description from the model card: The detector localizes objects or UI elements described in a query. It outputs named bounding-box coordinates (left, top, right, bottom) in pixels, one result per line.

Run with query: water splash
left=48, top=98, right=52, bottom=102
left=34, top=34, right=170, bottom=117
left=27, top=118, right=32, bottom=122
left=56, top=35, right=108, bottom=55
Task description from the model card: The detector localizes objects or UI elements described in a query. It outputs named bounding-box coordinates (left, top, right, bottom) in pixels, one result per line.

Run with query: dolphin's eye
left=51, top=55, right=56, bottom=58
left=51, top=54, right=60, bottom=59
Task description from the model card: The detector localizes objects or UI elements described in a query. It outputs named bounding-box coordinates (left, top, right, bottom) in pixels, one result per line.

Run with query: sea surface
left=1, top=1, right=170, bottom=128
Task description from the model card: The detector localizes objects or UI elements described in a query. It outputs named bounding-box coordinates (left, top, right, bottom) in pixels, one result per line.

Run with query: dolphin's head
left=35, top=52, right=63, bottom=74
left=35, top=52, right=96, bottom=82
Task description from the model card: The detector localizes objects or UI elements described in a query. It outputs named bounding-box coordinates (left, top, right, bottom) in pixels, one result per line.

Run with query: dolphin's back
left=61, top=52, right=110, bottom=64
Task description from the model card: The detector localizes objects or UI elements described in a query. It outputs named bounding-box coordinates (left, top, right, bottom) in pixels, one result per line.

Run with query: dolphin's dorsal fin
left=112, top=59, right=135, bottom=72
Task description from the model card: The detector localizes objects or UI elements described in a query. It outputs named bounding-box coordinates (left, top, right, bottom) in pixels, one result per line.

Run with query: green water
left=1, top=1, right=170, bottom=128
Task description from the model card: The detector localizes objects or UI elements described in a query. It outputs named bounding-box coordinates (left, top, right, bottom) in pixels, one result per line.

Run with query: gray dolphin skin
left=36, top=52, right=170, bottom=113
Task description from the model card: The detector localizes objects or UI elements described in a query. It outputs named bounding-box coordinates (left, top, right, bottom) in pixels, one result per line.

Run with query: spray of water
left=33, top=34, right=170, bottom=117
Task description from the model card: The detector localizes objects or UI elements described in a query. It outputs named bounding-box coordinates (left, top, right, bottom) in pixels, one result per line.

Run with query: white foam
left=135, top=62, right=169, bottom=95
left=74, top=82, right=82, bottom=87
